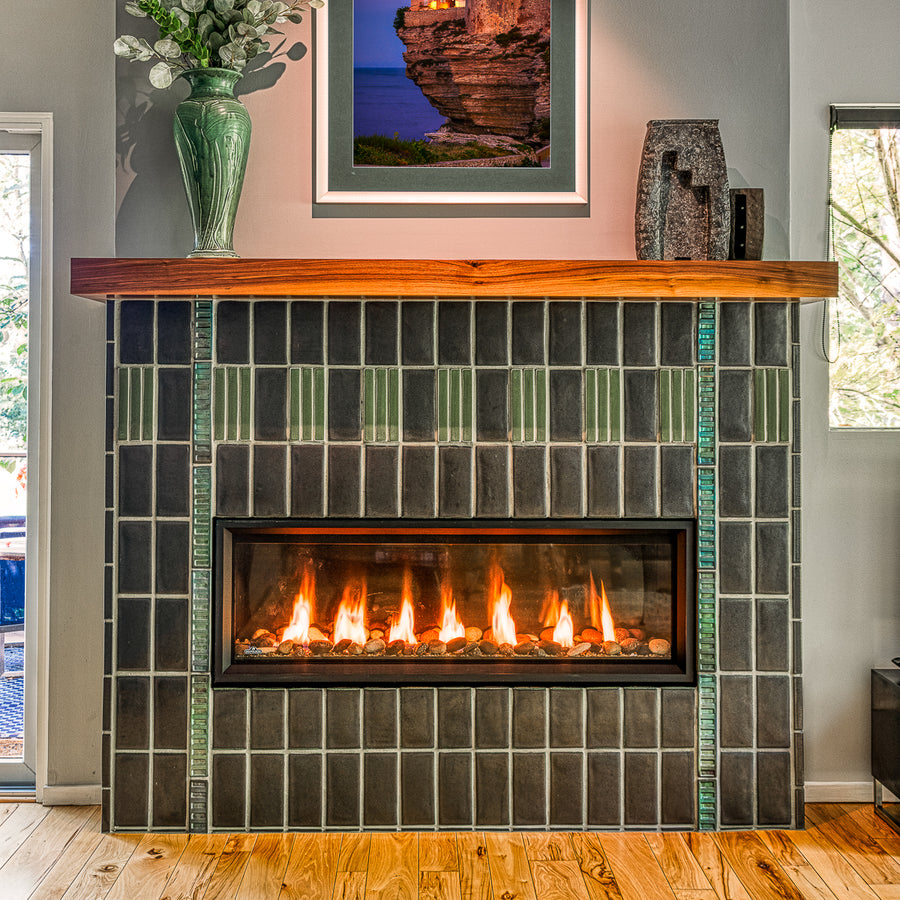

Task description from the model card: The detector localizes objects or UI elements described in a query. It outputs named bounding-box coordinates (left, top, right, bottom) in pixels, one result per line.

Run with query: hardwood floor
left=0, top=803, right=896, bottom=899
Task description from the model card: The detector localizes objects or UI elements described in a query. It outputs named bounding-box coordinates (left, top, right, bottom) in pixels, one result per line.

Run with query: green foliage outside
left=353, top=134, right=515, bottom=166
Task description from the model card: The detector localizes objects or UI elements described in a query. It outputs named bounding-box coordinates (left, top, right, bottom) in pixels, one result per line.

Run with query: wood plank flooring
left=0, top=803, right=896, bottom=899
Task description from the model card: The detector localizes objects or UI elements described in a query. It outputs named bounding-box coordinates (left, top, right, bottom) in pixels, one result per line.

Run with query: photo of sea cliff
left=353, top=0, right=551, bottom=167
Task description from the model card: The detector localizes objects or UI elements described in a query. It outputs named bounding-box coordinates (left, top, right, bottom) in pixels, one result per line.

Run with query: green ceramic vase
left=173, top=68, right=251, bottom=258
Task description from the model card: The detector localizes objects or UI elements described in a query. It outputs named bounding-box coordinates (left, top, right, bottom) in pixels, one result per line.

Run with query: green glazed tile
left=189, top=674, right=210, bottom=778
left=364, top=368, right=376, bottom=441
left=142, top=368, right=154, bottom=440
left=192, top=466, right=212, bottom=569
left=193, top=362, right=212, bottom=464
left=225, top=368, right=238, bottom=441
left=314, top=368, right=326, bottom=440
left=239, top=368, right=251, bottom=440
left=534, top=369, right=547, bottom=441
left=289, top=368, right=301, bottom=441
left=523, top=370, right=535, bottom=441
left=659, top=369, right=671, bottom=442
left=213, top=368, right=226, bottom=442
left=608, top=369, right=621, bottom=441
left=754, top=369, right=766, bottom=441
left=128, top=368, right=141, bottom=441
left=461, top=369, right=472, bottom=442
left=194, top=299, right=212, bottom=361
left=510, top=369, right=523, bottom=440
left=585, top=369, right=597, bottom=439
left=388, top=368, right=399, bottom=441
left=671, top=369, right=684, bottom=441
left=437, top=368, right=449, bottom=442
left=117, top=369, right=129, bottom=441
left=684, top=369, right=696, bottom=442
left=450, top=369, right=462, bottom=441
left=302, top=368, right=314, bottom=440
left=779, top=369, right=790, bottom=442
left=766, top=368, right=779, bottom=442
left=191, top=569, right=210, bottom=673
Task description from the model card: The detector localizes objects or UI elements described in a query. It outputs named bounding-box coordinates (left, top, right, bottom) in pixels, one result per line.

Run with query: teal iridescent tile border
left=194, top=362, right=212, bottom=465
left=189, top=675, right=210, bottom=779
left=191, top=569, right=210, bottom=673
left=192, top=467, right=212, bottom=570
left=195, top=300, right=212, bottom=361
left=189, top=778, right=208, bottom=833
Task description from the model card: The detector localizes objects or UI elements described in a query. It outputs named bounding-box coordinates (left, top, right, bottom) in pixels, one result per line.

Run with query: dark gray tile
left=438, top=302, right=471, bottom=365
left=290, top=300, right=324, bottom=364
left=719, top=753, right=754, bottom=826
left=401, top=688, right=434, bottom=748
left=549, top=370, right=583, bottom=441
left=250, top=754, right=284, bottom=828
left=157, top=368, right=191, bottom=441
left=106, top=450, right=114, bottom=508
left=116, top=676, right=149, bottom=749
left=366, top=301, right=398, bottom=365
left=513, top=754, right=546, bottom=826
left=212, top=754, right=246, bottom=828
left=794, top=733, right=804, bottom=786
left=792, top=345, right=801, bottom=399
left=365, top=446, right=399, bottom=518
left=290, top=445, right=324, bottom=517
left=757, top=522, right=790, bottom=594
left=623, top=303, right=657, bottom=366
left=719, top=522, right=752, bottom=594
left=755, top=303, right=789, bottom=367
left=550, top=447, right=584, bottom=517
left=326, top=754, right=360, bottom=827
left=624, top=752, right=658, bottom=826
left=587, top=690, right=621, bottom=748
left=475, top=689, right=508, bottom=748
left=793, top=621, right=802, bottom=675
left=550, top=688, right=583, bottom=748
left=155, top=521, right=189, bottom=595
left=107, top=300, right=116, bottom=342
left=288, top=690, right=323, bottom=749
left=586, top=303, right=620, bottom=366
left=402, top=301, right=434, bottom=365
left=253, top=445, right=287, bottom=517
left=550, top=753, right=583, bottom=826
left=153, top=753, right=187, bottom=828
left=326, top=689, right=360, bottom=749
left=328, top=301, right=361, bottom=365
left=104, top=566, right=113, bottom=621
left=587, top=752, right=620, bottom=826
left=213, top=690, right=247, bottom=750
left=364, top=753, right=397, bottom=827
left=216, top=445, right=249, bottom=516
left=328, top=446, right=361, bottom=517
left=217, top=302, right=249, bottom=364
left=439, top=447, right=472, bottom=517
left=402, top=447, right=435, bottom=517
left=439, top=754, right=473, bottom=826
left=119, top=445, right=153, bottom=517
left=102, top=790, right=110, bottom=832
left=403, top=370, right=435, bottom=442
left=793, top=677, right=803, bottom=732
left=718, top=370, right=752, bottom=442
left=758, top=752, right=792, bottom=826
left=756, top=446, right=789, bottom=519
left=719, top=598, right=753, bottom=671
left=792, top=564, right=802, bottom=620
left=757, top=676, right=791, bottom=748
left=757, top=599, right=790, bottom=672
left=512, top=302, right=545, bottom=365
left=661, top=689, right=695, bottom=748
left=793, top=399, right=801, bottom=450
left=587, top=446, right=620, bottom=517
left=254, top=301, right=287, bottom=365
left=475, top=753, right=509, bottom=826
left=438, top=688, right=472, bottom=748
left=549, top=302, right=582, bottom=365
left=476, top=302, right=508, bottom=365
left=513, top=688, right=546, bottom=749
left=106, top=510, right=114, bottom=568
left=718, top=446, right=752, bottom=518
left=792, top=511, right=801, bottom=564
left=106, top=398, right=115, bottom=456
left=476, top=446, right=509, bottom=518
left=719, top=303, right=751, bottom=366
left=790, top=302, right=800, bottom=344
left=623, top=689, right=658, bottom=748
left=513, top=446, right=546, bottom=517
left=114, top=753, right=149, bottom=828
left=623, top=370, right=658, bottom=442
left=720, top=675, right=753, bottom=747
left=103, top=679, right=111, bottom=733
left=327, top=369, right=361, bottom=441
left=476, top=370, right=509, bottom=442
left=154, top=677, right=187, bottom=749
left=402, top=753, right=435, bottom=826
left=792, top=454, right=801, bottom=508
left=117, top=597, right=150, bottom=671
left=624, top=446, right=658, bottom=517
left=660, top=446, right=694, bottom=517
left=251, top=690, right=285, bottom=750
left=156, top=444, right=190, bottom=517
left=661, top=752, right=695, bottom=825
left=660, top=303, right=695, bottom=366
left=364, top=689, right=397, bottom=749
left=288, top=754, right=322, bottom=827
left=120, top=300, right=154, bottom=364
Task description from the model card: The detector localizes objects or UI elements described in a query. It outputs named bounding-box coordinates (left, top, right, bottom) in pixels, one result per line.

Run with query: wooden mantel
left=70, top=258, right=837, bottom=301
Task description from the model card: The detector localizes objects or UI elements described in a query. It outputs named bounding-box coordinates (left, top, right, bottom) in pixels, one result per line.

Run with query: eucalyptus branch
left=831, top=198, right=900, bottom=272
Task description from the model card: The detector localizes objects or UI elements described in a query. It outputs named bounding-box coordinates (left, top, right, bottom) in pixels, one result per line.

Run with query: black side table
left=872, top=669, right=900, bottom=832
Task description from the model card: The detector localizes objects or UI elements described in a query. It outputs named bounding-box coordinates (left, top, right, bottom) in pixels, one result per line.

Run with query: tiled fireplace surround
left=103, top=294, right=801, bottom=833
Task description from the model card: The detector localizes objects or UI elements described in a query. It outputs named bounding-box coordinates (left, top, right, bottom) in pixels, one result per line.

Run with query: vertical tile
left=117, top=521, right=152, bottom=594
left=661, top=690, right=695, bottom=748
left=757, top=676, right=791, bottom=748
left=586, top=690, right=621, bottom=748
left=550, top=753, right=583, bottom=826
left=757, top=599, right=790, bottom=672
left=718, top=370, right=752, bottom=442
left=720, top=675, right=753, bottom=747
left=402, top=446, right=436, bottom=517
left=719, top=598, right=753, bottom=672
left=120, top=300, right=154, bottom=364
left=586, top=303, right=620, bottom=366
left=438, top=301, right=471, bottom=365
left=660, top=446, right=694, bottom=517
left=365, top=446, right=399, bottom=517
left=755, top=303, right=789, bottom=367
left=587, top=446, right=620, bottom=517
left=290, top=445, right=324, bottom=517
left=475, top=689, right=509, bottom=748
left=327, top=446, right=361, bottom=517
left=623, top=689, right=659, bottom=748
left=475, top=753, right=509, bottom=826
left=402, top=301, right=434, bottom=365
left=253, top=445, right=287, bottom=516
left=289, top=690, right=323, bottom=749
left=156, top=444, right=190, bottom=517
left=510, top=368, right=548, bottom=441
left=623, top=370, right=658, bottom=441
left=549, top=302, right=582, bottom=365
left=439, top=447, right=472, bottom=517
left=363, top=368, right=400, bottom=442
left=476, top=446, right=509, bottom=518
left=661, top=752, right=696, bottom=826
left=326, top=689, right=361, bottom=749
left=512, top=689, right=546, bottom=749
left=326, top=754, right=360, bottom=827
left=213, top=690, right=247, bottom=749
left=290, top=300, right=324, bottom=364
left=154, top=677, right=188, bottom=749
left=250, top=755, right=284, bottom=829
left=623, top=445, right=658, bottom=517
left=585, top=368, right=621, bottom=442
left=251, top=690, right=286, bottom=750
left=155, top=597, right=189, bottom=672
left=327, top=301, right=361, bottom=365
left=364, top=753, right=398, bottom=827
left=550, top=688, right=583, bottom=747
left=624, top=752, right=658, bottom=826
left=365, top=301, right=398, bottom=365
left=758, top=752, right=792, bottom=825
left=719, top=522, right=752, bottom=594
left=513, top=446, right=546, bottom=517
left=438, top=688, right=472, bottom=748
left=756, top=445, right=789, bottom=518
left=212, top=754, right=246, bottom=828
left=476, top=370, right=509, bottom=441
left=117, top=598, right=151, bottom=671
left=158, top=369, right=191, bottom=441
left=757, top=522, right=790, bottom=594
left=156, top=521, right=190, bottom=595
left=587, top=752, right=620, bottom=826
left=364, top=688, right=398, bottom=749
left=660, top=303, right=695, bottom=366
left=403, top=370, right=436, bottom=442
left=290, top=367, right=326, bottom=441
left=402, top=753, right=435, bottom=826
left=437, top=368, right=474, bottom=442
left=328, top=369, right=361, bottom=441
left=216, top=302, right=250, bottom=364
left=400, top=689, right=435, bottom=748
left=439, top=754, right=473, bottom=826
left=719, top=303, right=751, bottom=366
left=550, top=446, right=584, bottom=517
left=512, top=302, right=545, bottom=365
left=512, top=754, right=546, bottom=826
left=114, top=753, right=149, bottom=828
left=152, top=754, right=189, bottom=829
left=289, top=754, right=322, bottom=827
left=622, top=303, right=657, bottom=366
left=475, top=302, right=508, bottom=365
left=254, top=301, right=287, bottom=365
left=718, top=446, right=752, bottom=518
left=115, top=676, right=150, bottom=749
left=720, top=752, right=754, bottom=826
left=119, top=445, right=153, bottom=517
left=549, top=370, right=583, bottom=441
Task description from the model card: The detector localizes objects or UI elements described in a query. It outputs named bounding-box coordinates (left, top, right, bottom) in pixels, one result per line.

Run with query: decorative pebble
left=537, top=639, right=563, bottom=656
left=499, top=643, right=515, bottom=657
left=582, top=627, right=602, bottom=643
left=348, top=642, right=364, bottom=656
left=308, top=626, right=328, bottom=642
left=403, top=643, right=417, bottom=656
left=462, top=642, right=482, bottom=656
left=419, top=628, right=440, bottom=643
left=602, top=640, right=622, bottom=656
left=649, top=638, right=671, bottom=656
left=619, top=638, right=640, bottom=653
left=415, top=642, right=430, bottom=656
left=514, top=640, right=536, bottom=655
left=385, top=640, right=404, bottom=656
left=465, top=626, right=483, bottom=642
left=629, top=628, right=646, bottom=641
left=478, top=639, right=499, bottom=656
left=309, top=640, right=333, bottom=655
left=614, top=627, right=631, bottom=644
left=364, top=638, right=385, bottom=654
left=277, top=640, right=294, bottom=655
left=446, top=636, right=467, bottom=653
left=333, top=638, right=352, bottom=654
left=568, top=642, right=591, bottom=657
left=428, top=640, right=447, bottom=655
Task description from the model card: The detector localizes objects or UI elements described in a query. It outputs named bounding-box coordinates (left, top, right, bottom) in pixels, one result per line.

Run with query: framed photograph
left=314, top=0, right=588, bottom=205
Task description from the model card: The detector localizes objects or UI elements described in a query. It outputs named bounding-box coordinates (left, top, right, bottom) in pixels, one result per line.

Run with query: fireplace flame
left=438, top=581, right=465, bottom=643
left=282, top=561, right=316, bottom=646
left=552, top=598, right=575, bottom=648
left=541, top=590, right=561, bottom=627
left=589, top=572, right=616, bottom=642
left=388, top=569, right=418, bottom=644
left=489, top=563, right=517, bottom=646
left=333, top=580, right=367, bottom=645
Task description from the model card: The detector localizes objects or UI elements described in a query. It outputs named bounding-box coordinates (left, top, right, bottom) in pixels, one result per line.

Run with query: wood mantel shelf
left=70, top=258, right=837, bottom=301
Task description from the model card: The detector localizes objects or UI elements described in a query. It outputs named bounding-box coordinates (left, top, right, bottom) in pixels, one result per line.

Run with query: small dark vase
left=173, top=67, right=251, bottom=258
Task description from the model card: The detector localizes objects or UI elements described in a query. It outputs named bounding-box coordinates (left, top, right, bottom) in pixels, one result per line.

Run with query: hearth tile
left=585, top=368, right=621, bottom=442
left=438, top=688, right=472, bottom=749
left=512, top=302, right=545, bottom=365
left=251, top=690, right=286, bottom=750
left=250, top=755, right=285, bottom=829
left=550, top=752, right=583, bottom=826
left=719, top=522, right=752, bottom=594
left=254, top=369, right=288, bottom=441
left=364, top=446, right=399, bottom=517
left=402, top=446, right=436, bottom=517
left=510, top=369, right=547, bottom=442
left=120, top=300, right=154, bottom=364
left=475, top=302, right=508, bottom=365
left=623, top=689, right=658, bottom=748
left=155, top=521, right=190, bottom=595
left=327, top=301, right=361, bottom=365
left=587, top=752, right=620, bottom=826
left=755, top=446, right=789, bottom=518
left=586, top=689, right=621, bottom=748
left=475, top=370, right=508, bottom=442
left=550, top=688, right=584, bottom=748
left=475, top=446, right=509, bottom=518
left=253, top=301, right=287, bottom=365
left=326, top=754, right=361, bottom=827
left=718, top=446, right=752, bottom=517
left=439, top=447, right=473, bottom=517
left=365, top=301, right=398, bottom=366
left=512, top=754, right=546, bottom=826
left=216, top=445, right=249, bottom=516
left=624, top=752, right=658, bottom=826
left=212, top=753, right=246, bottom=828
left=659, top=369, right=696, bottom=443
left=154, top=677, right=188, bottom=749
left=158, top=368, right=191, bottom=441
left=403, top=370, right=436, bottom=442
left=253, top=445, right=287, bottom=516
left=660, top=446, right=694, bottom=517
left=623, top=303, right=657, bottom=367
left=289, top=690, right=323, bottom=749
left=757, top=752, right=792, bottom=826
left=438, top=301, right=471, bottom=365
left=290, top=300, right=324, bottom=365
left=289, top=754, right=323, bottom=827
left=719, top=598, right=752, bottom=671
left=475, top=688, right=509, bottom=748
left=364, top=688, right=398, bottom=749
left=216, top=302, right=250, bottom=364
left=402, top=753, right=436, bottom=827
left=116, top=676, right=150, bottom=749
left=326, top=689, right=361, bottom=749
left=512, top=688, right=546, bottom=749
left=586, top=446, right=620, bottom=517
left=623, top=370, right=658, bottom=442
left=439, top=753, right=473, bottom=826
left=718, top=303, right=751, bottom=366
left=213, top=690, right=247, bottom=750
left=116, top=597, right=150, bottom=671
left=156, top=445, right=190, bottom=517
left=475, top=753, right=509, bottom=826
left=756, top=522, right=790, bottom=594
left=327, top=446, right=362, bottom=517
left=119, top=445, right=153, bottom=517
left=719, top=675, right=753, bottom=748
left=401, top=688, right=435, bottom=749
left=153, top=753, right=188, bottom=828
left=793, top=678, right=803, bottom=732
left=114, top=753, right=149, bottom=828
left=792, top=564, right=801, bottom=619
left=290, top=445, right=324, bottom=517
left=512, top=446, right=547, bottom=517
left=402, top=301, right=435, bottom=365
left=364, top=753, right=398, bottom=827
left=661, top=689, right=695, bottom=748
left=660, top=303, right=695, bottom=367
left=438, top=369, right=473, bottom=442
left=549, top=302, right=582, bottom=366
left=757, top=676, right=791, bottom=748
left=754, top=303, right=788, bottom=367
left=586, top=304, right=620, bottom=366
left=363, top=368, right=400, bottom=442
left=661, top=751, right=695, bottom=825
left=623, top=445, right=658, bottom=517
left=717, top=370, right=752, bottom=442
left=549, top=370, right=583, bottom=441
left=550, top=446, right=584, bottom=517
left=756, top=599, right=790, bottom=672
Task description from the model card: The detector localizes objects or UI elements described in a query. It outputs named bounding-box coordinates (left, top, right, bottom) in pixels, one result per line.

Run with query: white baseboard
left=40, top=784, right=101, bottom=805
left=805, top=781, right=899, bottom=802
